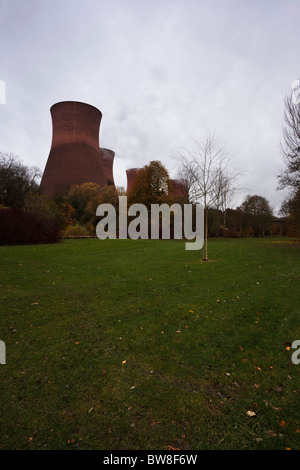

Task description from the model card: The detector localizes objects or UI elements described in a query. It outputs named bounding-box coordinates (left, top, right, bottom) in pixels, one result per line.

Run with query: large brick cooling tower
left=40, top=101, right=107, bottom=198
left=126, top=168, right=142, bottom=193
left=100, top=148, right=115, bottom=186
left=169, top=179, right=188, bottom=199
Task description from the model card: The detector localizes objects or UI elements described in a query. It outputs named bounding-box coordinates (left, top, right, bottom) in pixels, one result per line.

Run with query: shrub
left=219, top=226, right=241, bottom=238
left=63, top=224, right=90, bottom=237
left=0, top=208, right=61, bottom=245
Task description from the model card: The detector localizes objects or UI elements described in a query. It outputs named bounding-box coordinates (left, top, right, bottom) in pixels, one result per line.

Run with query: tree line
left=0, top=83, right=299, bottom=249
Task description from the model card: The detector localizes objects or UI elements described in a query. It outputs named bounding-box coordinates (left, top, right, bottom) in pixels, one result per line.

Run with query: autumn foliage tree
left=126, top=161, right=175, bottom=239
left=127, top=161, right=171, bottom=208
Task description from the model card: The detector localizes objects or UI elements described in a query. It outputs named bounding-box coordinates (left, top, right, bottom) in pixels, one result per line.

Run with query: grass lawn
left=0, top=237, right=299, bottom=450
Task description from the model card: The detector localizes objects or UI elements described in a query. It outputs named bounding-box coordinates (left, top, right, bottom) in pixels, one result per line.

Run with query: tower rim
left=50, top=100, right=102, bottom=116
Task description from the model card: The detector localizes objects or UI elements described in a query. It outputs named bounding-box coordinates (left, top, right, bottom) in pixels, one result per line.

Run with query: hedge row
left=0, top=208, right=61, bottom=245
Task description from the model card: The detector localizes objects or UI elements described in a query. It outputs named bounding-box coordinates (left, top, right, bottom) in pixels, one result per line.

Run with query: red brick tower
left=100, top=148, right=115, bottom=186
left=126, top=168, right=142, bottom=193
left=40, top=101, right=107, bottom=198
left=169, top=178, right=188, bottom=200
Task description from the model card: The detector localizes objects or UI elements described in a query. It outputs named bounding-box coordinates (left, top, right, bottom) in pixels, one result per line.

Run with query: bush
left=24, top=192, right=67, bottom=230
left=0, top=208, right=61, bottom=245
left=219, top=226, right=241, bottom=238
left=63, top=224, right=90, bottom=237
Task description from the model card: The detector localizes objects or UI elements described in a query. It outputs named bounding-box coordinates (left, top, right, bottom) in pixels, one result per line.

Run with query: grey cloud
left=1, top=0, right=300, bottom=212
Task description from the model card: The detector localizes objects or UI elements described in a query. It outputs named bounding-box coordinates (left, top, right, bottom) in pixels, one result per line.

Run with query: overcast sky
left=1, top=0, right=299, bottom=213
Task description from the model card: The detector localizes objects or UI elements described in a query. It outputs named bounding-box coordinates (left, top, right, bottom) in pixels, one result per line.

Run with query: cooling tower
left=126, top=168, right=142, bottom=193
left=100, top=148, right=115, bottom=186
left=169, top=179, right=188, bottom=199
left=40, top=101, right=107, bottom=198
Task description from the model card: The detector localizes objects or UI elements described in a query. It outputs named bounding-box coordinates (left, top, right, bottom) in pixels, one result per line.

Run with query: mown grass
left=0, top=237, right=299, bottom=450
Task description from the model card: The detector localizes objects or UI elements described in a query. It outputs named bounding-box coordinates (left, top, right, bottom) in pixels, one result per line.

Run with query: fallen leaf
left=280, top=420, right=286, bottom=427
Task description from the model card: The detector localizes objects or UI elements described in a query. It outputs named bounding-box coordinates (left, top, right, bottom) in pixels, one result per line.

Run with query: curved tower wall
left=126, top=168, right=142, bottom=193
left=40, top=101, right=107, bottom=198
left=100, top=148, right=115, bottom=186
left=169, top=178, right=188, bottom=199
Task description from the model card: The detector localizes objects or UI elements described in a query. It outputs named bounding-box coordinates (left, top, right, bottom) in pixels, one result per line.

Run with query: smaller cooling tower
left=126, top=168, right=142, bottom=193
left=169, top=179, right=188, bottom=199
left=100, top=148, right=115, bottom=186
left=40, top=101, right=107, bottom=198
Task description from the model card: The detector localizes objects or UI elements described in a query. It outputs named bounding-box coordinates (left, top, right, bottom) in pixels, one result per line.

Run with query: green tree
left=66, top=182, right=103, bottom=224
left=0, top=152, right=41, bottom=208
left=239, top=195, right=273, bottom=237
left=66, top=182, right=124, bottom=232
left=280, top=188, right=300, bottom=236
left=24, top=192, right=66, bottom=230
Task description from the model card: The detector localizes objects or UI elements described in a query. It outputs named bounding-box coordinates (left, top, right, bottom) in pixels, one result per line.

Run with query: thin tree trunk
left=204, top=206, right=208, bottom=260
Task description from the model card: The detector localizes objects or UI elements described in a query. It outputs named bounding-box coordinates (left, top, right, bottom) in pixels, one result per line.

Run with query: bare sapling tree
left=175, top=131, right=235, bottom=260
left=215, top=165, right=240, bottom=231
left=277, top=86, right=300, bottom=193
